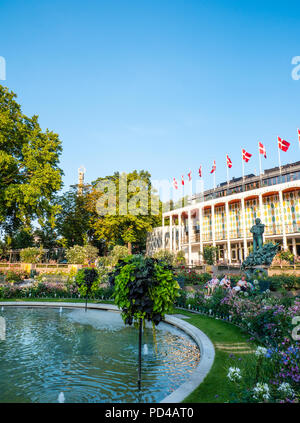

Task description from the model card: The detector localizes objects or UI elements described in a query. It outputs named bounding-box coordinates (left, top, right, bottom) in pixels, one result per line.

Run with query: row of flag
left=172, top=130, right=300, bottom=189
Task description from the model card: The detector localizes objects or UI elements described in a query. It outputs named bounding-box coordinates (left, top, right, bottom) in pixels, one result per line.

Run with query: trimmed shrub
left=20, top=247, right=43, bottom=263
left=66, top=244, right=99, bottom=264
left=152, top=249, right=176, bottom=266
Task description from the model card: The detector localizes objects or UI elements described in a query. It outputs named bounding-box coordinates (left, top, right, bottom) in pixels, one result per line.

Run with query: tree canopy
left=86, top=170, right=162, bottom=254
left=0, top=85, right=63, bottom=234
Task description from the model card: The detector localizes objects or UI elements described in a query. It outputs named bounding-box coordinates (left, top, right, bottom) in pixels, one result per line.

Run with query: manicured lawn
left=173, top=309, right=259, bottom=403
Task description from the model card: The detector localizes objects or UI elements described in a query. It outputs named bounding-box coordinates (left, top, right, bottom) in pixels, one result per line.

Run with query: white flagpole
left=258, top=142, right=263, bottom=188
left=298, top=129, right=300, bottom=150
left=277, top=137, right=282, bottom=174
left=258, top=143, right=262, bottom=176
left=213, top=170, right=216, bottom=190
left=226, top=155, right=229, bottom=185
left=241, top=148, right=245, bottom=179
left=241, top=148, right=245, bottom=192
left=181, top=178, right=185, bottom=207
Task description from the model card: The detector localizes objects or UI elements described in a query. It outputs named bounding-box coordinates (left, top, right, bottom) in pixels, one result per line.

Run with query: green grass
left=173, top=309, right=259, bottom=403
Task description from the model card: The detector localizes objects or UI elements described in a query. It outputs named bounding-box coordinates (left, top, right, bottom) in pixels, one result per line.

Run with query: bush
left=66, top=244, right=99, bottom=264
left=152, top=249, right=176, bottom=266
left=175, top=250, right=186, bottom=265
left=110, top=255, right=180, bottom=325
left=175, top=266, right=211, bottom=285
left=267, top=275, right=300, bottom=291
left=278, top=250, right=295, bottom=264
left=20, top=247, right=43, bottom=263
left=5, top=270, right=23, bottom=283
left=75, top=267, right=100, bottom=297
left=202, top=246, right=218, bottom=265
left=106, top=245, right=130, bottom=267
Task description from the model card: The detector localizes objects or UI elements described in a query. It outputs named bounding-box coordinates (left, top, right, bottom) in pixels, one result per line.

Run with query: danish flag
left=278, top=136, right=290, bottom=152
left=210, top=160, right=216, bottom=174
left=226, top=155, right=232, bottom=168
left=198, top=166, right=202, bottom=178
left=259, top=142, right=267, bottom=158
left=188, top=171, right=192, bottom=181
left=181, top=175, right=184, bottom=185
left=242, top=149, right=252, bottom=162
left=173, top=178, right=178, bottom=189
left=297, top=129, right=300, bottom=145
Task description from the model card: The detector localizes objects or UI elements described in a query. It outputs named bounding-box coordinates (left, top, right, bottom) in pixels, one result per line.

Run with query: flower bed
left=176, top=288, right=300, bottom=402
left=0, top=282, right=114, bottom=300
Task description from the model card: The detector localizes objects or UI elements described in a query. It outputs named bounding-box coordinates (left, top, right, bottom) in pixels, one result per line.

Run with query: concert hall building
left=147, top=161, right=300, bottom=265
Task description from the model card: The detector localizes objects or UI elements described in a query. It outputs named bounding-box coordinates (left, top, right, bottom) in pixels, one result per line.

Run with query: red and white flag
left=226, top=155, right=232, bottom=168
left=181, top=175, right=184, bottom=185
left=259, top=142, right=267, bottom=158
left=187, top=171, right=192, bottom=181
left=173, top=178, right=178, bottom=189
left=297, top=129, right=300, bottom=145
left=278, top=136, right=290, bottom=152
left=210, top=160, right=216, bottom=174
left=242, top=149, right=252, bottom=162
left=198, top=166, right=202, bottom=178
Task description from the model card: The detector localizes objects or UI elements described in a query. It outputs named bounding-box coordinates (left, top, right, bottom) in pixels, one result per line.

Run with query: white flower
left=253, top=280, right=259, bottom=285
left=227, top=367, right=242, bottom=382
left=278, top=382, right=295, bottom=398
left=255, top=346, right=268, bottom=357
left=253, top=382, right=270, bottom=401
left=244, top=292, right=249, bottom=297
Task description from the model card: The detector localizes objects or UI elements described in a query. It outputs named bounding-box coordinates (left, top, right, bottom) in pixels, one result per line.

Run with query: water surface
left=0, top=307, right=200, bottom=403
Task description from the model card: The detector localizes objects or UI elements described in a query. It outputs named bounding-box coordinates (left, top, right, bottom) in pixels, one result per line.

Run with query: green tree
left=88, top=170, right=161, bottom=254
left=55, top=186, right=93, bottom=247
left=6, top=227, right=34, bottom=250
left=65, top=244, right=99, bottom=264
left=202, top=245, right=218, bottom=265
left=0, top=85, right=63, bottom=235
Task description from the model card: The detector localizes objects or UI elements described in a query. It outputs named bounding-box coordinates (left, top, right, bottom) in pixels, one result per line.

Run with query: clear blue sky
left=1, top=0, right=300, bottom=197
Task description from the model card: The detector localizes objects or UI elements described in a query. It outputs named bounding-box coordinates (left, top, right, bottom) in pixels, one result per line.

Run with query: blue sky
left=1, top=0, right=300, bottom=198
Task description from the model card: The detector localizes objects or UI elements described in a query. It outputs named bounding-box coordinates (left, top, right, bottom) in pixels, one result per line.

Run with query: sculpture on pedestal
left=241, top=218, right=278, bottom=279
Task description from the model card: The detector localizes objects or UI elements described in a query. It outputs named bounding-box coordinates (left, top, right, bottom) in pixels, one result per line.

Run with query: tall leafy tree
left=0, top=85, right=63, bottom=235
left=87, top=170, right=162, bottom=254
left=55, top=185, right=93, bottom=247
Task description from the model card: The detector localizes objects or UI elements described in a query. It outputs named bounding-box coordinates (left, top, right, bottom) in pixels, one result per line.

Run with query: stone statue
left=250, top=218, right=265, bottom=252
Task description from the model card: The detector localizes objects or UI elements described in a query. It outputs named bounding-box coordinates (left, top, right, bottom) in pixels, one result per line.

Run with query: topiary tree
left=151, top=249, right=176, bottom=266
left=66, top=244, right=99, bottom=264
left=109, top=254, right=180, bottom=389
left=107, top=245, right=130, bottom=267
left=20, top=247, right=44, bottom=263
left=175, top=250, right=186, bottom=265
left=75, top=267, right=99, bottom=310
left=202, top=245, right=218, bottom=265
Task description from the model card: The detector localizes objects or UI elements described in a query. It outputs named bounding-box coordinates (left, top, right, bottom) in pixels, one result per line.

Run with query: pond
left=0, top=307, right=200, bottom=403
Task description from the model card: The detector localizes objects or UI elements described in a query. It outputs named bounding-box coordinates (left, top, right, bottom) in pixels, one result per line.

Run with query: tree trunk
left=128, top=242, right=132, bottom=255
